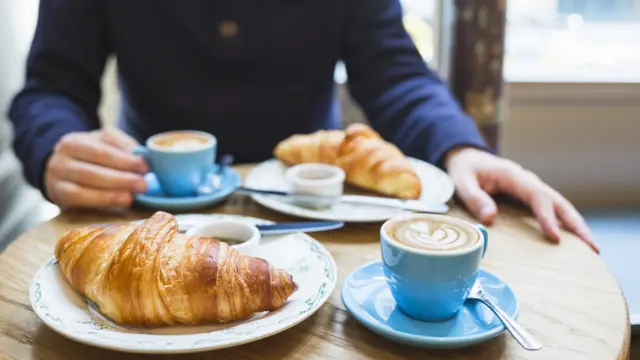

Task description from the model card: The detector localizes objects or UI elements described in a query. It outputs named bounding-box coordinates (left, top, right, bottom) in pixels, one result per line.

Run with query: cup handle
left=475, top=224, right=489, bottom=258
left=132, top=145, right=149, bottom=158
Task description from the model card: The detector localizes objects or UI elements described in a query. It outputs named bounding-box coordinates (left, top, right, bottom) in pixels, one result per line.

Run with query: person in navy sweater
left=7, top=0, right=597, bottom=252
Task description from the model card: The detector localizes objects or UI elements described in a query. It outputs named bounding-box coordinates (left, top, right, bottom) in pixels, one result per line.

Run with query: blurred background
left=0, top=0, right=638, bottom=337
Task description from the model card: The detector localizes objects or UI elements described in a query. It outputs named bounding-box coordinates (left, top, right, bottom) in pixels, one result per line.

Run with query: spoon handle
left=207, top=154, right=235, bottom=191
left=218, top=154, right=235, bottom=172
left=476, top=298, right=543, bottom=351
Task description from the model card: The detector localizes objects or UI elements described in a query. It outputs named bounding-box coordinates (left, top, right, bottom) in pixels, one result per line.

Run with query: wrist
left=444, top=146, right=478, bottom=170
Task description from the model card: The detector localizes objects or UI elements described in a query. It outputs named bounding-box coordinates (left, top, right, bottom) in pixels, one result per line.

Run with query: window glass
left=505, top=0, right=640, bottom=82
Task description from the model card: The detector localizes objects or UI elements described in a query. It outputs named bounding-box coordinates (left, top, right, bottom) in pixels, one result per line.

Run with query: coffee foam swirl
left=390, top=219, right=478, bottom=251
left=152, top=133, right=211, bottom=152
left=166, top=139, right=206, bottom=151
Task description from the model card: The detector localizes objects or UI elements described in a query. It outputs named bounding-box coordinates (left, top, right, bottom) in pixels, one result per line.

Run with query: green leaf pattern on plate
left=29, top=223, right=336, bottom=351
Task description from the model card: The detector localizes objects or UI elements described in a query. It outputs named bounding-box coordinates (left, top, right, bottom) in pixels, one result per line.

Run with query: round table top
left=0, top=165, right=630, bottom=360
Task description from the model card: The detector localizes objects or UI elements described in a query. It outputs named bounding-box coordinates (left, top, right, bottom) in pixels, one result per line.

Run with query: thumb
left=453, top=172, right=498, bottom=224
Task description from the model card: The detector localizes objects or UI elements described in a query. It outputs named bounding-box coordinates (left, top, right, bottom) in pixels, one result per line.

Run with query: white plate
left=244, top=158, right=455, bottom=223
left=29, top=215, right=337, bottom=354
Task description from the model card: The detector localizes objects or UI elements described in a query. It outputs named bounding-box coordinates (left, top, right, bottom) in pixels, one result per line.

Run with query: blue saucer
left=134, top=166, right=241, bottom=212
left=341, top=261, right=519, bottom=349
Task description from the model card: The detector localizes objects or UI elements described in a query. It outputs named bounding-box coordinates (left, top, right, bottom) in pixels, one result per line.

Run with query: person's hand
left=444, top=147, right=599, bottom=253
left=45, top=128, right=148, bottom=209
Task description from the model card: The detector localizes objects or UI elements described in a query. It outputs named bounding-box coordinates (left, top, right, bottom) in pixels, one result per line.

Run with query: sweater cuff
left=425, top=114, right=494, bottom=170
left=27, top=124, right=77, bottom=197
left=9, top=93, right=97, bottom=197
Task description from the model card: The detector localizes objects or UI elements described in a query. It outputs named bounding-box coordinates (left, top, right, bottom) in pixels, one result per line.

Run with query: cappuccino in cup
left=387, top=217, right=480, bottom=252
left=150, top=132, right=212, bottom=152
left=380, top=214, right=488, bottom=322
left=134, top=130, right=217, bottom=197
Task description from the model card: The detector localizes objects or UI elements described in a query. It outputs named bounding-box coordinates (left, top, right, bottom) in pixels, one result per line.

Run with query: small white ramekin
left=284, top=163, right=345, bottom=209
left=186, top=219, right=261, bottom=255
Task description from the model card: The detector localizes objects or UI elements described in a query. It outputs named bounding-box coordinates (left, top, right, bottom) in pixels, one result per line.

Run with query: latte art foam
left=165, top=139, right=206, bottom=151
left=152, top=133, right=210, bottom=152
left=390, top=219, right=478, bottom=252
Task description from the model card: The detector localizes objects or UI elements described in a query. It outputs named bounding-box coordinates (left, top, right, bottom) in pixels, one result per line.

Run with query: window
left=400, top=0, right=438, bottom=65
left=397, top=0, right=640, bottom=83
left=505, top=0, right=640, bottom=82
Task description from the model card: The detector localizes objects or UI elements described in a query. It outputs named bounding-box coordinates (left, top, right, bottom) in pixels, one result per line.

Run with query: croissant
left=274, top=123, right=422, bottom=199
left=54, top=211, right=298, bottom=327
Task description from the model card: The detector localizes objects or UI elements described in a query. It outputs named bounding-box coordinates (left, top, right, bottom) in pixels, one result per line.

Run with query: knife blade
left=255, top=221, right=344, bottom=235
left=339, top=195, right=450, bottom=213
left=237, top=187, right=449, bottom=214
left=94, top=220, right=345, bottom=235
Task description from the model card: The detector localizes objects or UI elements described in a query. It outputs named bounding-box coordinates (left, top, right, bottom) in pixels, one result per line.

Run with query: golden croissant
left=54, top=211, right=298, bottom=327
left=274, top=123, right=422, bottom=199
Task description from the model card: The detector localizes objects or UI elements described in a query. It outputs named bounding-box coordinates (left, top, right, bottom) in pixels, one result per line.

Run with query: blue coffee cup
left=380, top=214, right=489, bottom=322
left=133, top=131, right=217, bottom=197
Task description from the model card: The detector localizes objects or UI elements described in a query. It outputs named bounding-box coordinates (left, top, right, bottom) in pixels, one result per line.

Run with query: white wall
left=0, top=0, right=38, bottom=114
left=0, top=0, right=57, bottom=245
left=0, top=0, right=37, bottom=177
left=502, top=82, right=640, bottom=207
left=0, top=0, right=37, bottom=150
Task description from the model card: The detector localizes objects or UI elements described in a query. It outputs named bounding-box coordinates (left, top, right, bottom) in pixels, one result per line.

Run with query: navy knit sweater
left=8, top=0, right=488, bottom=193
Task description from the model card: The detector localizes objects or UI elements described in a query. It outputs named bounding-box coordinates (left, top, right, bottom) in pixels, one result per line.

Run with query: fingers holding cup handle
left=132, top=145, right=150, bottom=159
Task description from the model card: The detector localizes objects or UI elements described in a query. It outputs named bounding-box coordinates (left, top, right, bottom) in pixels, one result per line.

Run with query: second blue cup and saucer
left=342, top=214, right=521, bottom=350
left=341, top=262, right=519, bottom=349
left=134, top=165, right=241, bottom=212
left=132, top=131, right=241, bottom=212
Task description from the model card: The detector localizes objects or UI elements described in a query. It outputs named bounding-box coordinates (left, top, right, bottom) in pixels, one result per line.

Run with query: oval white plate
left=244, top=158, right=454, bottom=223
left=29, top=215, right=337, bottom=354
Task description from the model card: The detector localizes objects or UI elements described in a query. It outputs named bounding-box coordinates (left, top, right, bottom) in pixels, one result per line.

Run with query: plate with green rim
left=29, top=215, right=337, bottom=354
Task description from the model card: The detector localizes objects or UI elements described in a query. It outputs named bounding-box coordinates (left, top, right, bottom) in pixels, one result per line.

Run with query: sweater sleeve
left=341, top=0, right=491, bottom=167
left=7, top=0, right=110, bottom=193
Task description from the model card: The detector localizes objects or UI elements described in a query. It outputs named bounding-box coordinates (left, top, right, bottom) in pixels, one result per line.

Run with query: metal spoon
left=468, top=282, right=543, bottom=351
left=198, top=154, right=235, bottom=195
left=212, top=154, right=235, bottom=189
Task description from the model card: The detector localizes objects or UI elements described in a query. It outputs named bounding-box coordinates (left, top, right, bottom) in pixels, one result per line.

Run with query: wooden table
left=0, top=165, right=631, bottom=360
